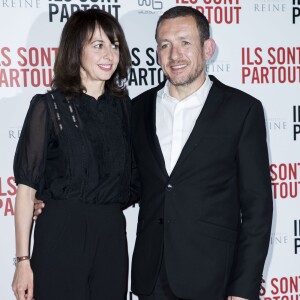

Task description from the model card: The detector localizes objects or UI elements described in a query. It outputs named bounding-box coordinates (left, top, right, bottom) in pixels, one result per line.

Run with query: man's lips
left=170, top=64, right=186, bottom=70
left=169, top=62, right=189, bottom=72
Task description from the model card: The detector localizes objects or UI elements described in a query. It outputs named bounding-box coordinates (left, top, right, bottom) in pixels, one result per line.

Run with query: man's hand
left=228, top=297, right=248, bottom=300
left=33, top=199, right=45, bottom=220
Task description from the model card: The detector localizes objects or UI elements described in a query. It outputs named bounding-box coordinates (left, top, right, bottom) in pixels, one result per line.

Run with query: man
left=130, top=6, right=272, bottom=300
left=34, top=6, right=273, bottom=300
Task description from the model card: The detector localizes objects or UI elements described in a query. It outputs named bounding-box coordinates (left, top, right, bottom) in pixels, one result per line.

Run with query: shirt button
left=166, top=184, right=173, bottom=191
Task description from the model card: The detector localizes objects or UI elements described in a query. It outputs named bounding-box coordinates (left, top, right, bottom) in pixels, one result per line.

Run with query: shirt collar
left=157, top=75, right=213, bottom=105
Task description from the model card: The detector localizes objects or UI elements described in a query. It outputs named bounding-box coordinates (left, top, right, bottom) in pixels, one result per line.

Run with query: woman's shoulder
left=30, top=89, right=61, bottom=103
left=28, top=89, right=67, bottom=114
left=119, top=94, right=132, bottom=112
left=120, top=94, right=132, bottom=104
left=110, top=91, right=132, bottom=107
left=109, top=90, right=131, bottom=101
left=28, top=92, right=50, bottom=112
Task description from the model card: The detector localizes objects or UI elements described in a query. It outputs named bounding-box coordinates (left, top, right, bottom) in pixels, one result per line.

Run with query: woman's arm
left=12, top=184, right=36, bottom=300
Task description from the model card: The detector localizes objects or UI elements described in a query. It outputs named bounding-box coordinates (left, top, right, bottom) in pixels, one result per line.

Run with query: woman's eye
left=112, top=43, right=119, bottom=49
left=95, top=44, right=103, bottom=49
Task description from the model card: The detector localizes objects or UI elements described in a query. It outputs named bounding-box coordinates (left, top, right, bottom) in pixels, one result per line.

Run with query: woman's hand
left=12, top=260, right=34, bottom=300
left=33, top=199, right=45, bottom=221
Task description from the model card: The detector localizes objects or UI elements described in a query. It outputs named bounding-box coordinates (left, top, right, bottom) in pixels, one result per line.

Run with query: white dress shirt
left=156, top=76, right=213, bottom=175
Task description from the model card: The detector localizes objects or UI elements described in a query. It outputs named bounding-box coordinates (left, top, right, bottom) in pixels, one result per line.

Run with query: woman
left=12, top=9, right=132, bottom=300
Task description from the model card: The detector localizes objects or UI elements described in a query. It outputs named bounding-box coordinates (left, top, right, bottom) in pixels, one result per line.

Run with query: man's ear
left=203, top=38, right=216, bottom=60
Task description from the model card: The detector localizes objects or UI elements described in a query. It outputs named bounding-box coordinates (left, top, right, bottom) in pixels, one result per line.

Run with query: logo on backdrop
left=270, top=162, right=300, bottom=200
left=206, top=60, right=231, bottom=74
left=294, top=219, right=300, bottom=254
left=137, top=0, right=163, bottom=13
left=267, top=118, right=288, bottom=133
left=128, top=47, right=166, bottom=86
left=0, top=176, right=16, bottom=217
left=293, top=0, right=300, bottom=24
left=293, top=106, right=300, bottom=141
left=0, top=0, right=40, bottom=8
left=48, top=0, right=121, bottom=22
left=241, top=47, right=300, bottom=84
left=253, top=0, right=286, bottom=13
left=175, top=0, right=242, bottom=24
left=0, top=47, right=57, bottom=88
left=270, top=232, right=288, bottom=247
left=260, top=276, right=300, bottom=299
left=8, top=127, right=22, bottom=140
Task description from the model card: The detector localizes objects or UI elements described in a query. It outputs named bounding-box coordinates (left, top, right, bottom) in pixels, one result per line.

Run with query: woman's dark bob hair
left=51, top=9, right=131, bottom=98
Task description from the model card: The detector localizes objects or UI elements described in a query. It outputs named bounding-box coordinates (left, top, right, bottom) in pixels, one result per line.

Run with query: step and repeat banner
left=0, top=0, right=299, bottom=299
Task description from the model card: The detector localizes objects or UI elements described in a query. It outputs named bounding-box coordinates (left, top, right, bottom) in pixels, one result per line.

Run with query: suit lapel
left=170, top=79, right=225, bottom=177
left=144, top=87, right=169, bottom=178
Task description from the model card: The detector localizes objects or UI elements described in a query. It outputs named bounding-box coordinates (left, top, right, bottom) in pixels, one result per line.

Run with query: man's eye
left=161, top=44, right=169, bottom=49
left=183, top=41, right=190, bottom=46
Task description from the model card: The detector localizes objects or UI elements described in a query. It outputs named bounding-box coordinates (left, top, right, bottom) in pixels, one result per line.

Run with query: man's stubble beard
left=166, top=66, right=204, bottom=87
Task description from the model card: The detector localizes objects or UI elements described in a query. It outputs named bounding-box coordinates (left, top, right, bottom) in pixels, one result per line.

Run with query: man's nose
left=170, top=45, right=183, bottom=61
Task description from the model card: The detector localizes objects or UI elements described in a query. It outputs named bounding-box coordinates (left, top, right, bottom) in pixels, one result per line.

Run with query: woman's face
left=80, top=26, right=120, bottom=86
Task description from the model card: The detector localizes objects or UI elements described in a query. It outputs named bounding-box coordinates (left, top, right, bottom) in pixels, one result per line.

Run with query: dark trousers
left=31, top=200, right=128, bottom=300
left=138, top=258, right=192, bottom=300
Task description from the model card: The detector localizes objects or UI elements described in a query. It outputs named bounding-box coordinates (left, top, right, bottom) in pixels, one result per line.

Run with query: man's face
left=156, top=16, right=207, bottom=87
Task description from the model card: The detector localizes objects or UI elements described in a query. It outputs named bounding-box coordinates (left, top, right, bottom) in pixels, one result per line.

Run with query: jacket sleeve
left=227, top=100, right=273, bottom=299
left=121, top=97, right=141, bottom=210
left=122, top=150, right=141, bottom=210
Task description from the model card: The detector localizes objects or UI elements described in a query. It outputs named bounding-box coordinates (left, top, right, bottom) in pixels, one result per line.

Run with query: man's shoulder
left=209, top=75, right=261, bottom=107
left=132, top=81, right=166, bottom=105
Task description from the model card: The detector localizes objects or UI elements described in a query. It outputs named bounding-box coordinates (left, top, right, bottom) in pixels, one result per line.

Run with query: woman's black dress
left=14, top=89, right=132, bottom=300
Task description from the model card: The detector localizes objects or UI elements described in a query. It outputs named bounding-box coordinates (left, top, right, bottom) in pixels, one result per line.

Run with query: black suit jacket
left=130, top=75, right=273, bottom=300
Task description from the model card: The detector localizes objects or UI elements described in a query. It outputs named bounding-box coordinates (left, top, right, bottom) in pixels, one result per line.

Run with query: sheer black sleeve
left=13, top=94, right=51, bottom=190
